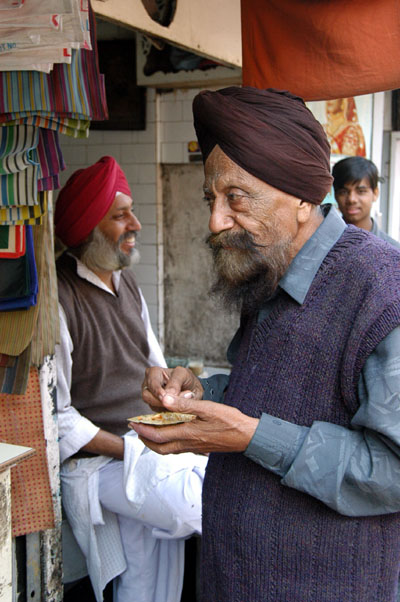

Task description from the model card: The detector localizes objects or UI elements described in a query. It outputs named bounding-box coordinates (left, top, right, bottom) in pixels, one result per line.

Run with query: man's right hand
left=142, top=366, right=204, bottom=411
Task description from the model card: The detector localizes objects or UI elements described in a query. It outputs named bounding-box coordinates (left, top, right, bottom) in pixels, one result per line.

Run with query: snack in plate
left=128, top=411, right=196, bottom=426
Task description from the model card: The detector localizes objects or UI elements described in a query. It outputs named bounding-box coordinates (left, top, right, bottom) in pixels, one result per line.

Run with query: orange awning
left=241, top=0, right=400, bottom=100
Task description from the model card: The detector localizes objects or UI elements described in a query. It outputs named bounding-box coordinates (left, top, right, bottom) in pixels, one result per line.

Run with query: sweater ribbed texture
left=201, top=227, right=400, bottom=602
left=57, top=254, right=150, bottom=436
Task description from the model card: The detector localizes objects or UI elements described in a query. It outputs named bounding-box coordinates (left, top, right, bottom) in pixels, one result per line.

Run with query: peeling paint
left=0, top=481, right=9, bottom=549
left=38, top=356, right=63, bottom=601
left=0, top=469, right=12, bottom=601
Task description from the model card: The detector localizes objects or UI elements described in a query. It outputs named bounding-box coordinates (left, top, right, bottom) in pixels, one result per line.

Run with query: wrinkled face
left=203, top=146, right=301, bottom=310
left=81, top=193, right=142, bottom=272
left=334, top=177, right=378, bottom=229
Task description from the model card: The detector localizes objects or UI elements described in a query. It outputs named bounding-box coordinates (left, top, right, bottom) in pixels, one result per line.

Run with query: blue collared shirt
left=203, top=205, right=400, bottom=516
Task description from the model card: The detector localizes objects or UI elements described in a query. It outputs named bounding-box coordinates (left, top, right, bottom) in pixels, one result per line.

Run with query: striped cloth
left=0, top=125, right=39, bottom=174
left=0, top=0, right=107, bottom=384
left=37, top=128, right=65, bottom=191
left=0, top=125, right=64, bottom=206
left=0, top=18, right=108, bottom=127
left=0, top=193, right=47, bottom=225
left=3, top=116, right=91, bottom=138
left=0, top=163, right=39, bottom=206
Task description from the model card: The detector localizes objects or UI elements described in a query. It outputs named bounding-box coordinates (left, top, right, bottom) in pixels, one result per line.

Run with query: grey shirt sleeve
left=245, top=326, right=400, bottom=517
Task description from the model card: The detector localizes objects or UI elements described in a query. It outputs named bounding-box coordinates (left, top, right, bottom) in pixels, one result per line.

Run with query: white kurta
left=56, top=258, right=207, bottom=602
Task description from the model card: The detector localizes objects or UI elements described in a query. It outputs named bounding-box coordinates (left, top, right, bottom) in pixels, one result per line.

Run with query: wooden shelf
left=0, top=442, right=35, bottom=473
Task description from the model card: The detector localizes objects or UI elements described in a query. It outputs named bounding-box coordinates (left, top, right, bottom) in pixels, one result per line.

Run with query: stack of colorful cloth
left=0, top=0, right=108, bottom=394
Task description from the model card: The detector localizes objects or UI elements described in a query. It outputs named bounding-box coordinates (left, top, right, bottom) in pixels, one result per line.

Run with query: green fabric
left=0, top=226, right=9, bottom=249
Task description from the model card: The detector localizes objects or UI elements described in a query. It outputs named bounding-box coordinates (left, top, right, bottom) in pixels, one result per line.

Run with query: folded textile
left=0, top=225, right=38, bottom=310
left=0, top=162, right=39, bottom=206
left=0, top=0, right=72, bottom=20
left=2, top=116, right=90, bottom=138
left=0, top=193, right=47, bottom=225
left=0, top=47, right=73, bottom=68
left=0, top=225, right=25, bottom=257
left=0, top=28, right=107, bottom=122
left=0, top=125, right=39, bottom=174
left=37, top=128, right=65, bottom=191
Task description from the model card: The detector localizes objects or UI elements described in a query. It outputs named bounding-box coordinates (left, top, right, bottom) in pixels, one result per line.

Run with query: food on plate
left=127, top=411, right=196, bottom=426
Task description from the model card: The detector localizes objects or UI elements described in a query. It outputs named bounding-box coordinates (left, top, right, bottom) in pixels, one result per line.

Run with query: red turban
left=55, top=156, right=132, bottom=247
left=193, top=87, right=333, bottom=204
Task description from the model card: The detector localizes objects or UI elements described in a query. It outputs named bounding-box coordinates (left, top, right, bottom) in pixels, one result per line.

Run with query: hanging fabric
left=241, top=0, right=400, bottom=100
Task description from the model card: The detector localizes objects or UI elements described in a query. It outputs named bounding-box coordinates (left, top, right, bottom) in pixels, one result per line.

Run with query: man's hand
left=142, top=366, right=204, bottom=411
left=129, top=392, right=259, bottom=455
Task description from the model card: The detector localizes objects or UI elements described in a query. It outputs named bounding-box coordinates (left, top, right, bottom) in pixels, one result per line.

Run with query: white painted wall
left=92, top=0, right=241, bottom=68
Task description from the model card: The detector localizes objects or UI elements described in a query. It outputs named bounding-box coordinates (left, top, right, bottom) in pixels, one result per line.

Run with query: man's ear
left=297, top=200, right=315, bottom=224
left=373, top=187, right=379, bottom=202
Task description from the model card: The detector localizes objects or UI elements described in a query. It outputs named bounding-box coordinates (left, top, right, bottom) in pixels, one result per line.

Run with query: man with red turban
left=54, top=157, right=207, bottom=602
left=131, top=88, right=400, bottom=601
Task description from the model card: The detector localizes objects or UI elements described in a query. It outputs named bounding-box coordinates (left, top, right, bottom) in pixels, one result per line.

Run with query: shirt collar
left=67, top=252, right=122, bottom=296
left=278, top=204, right=346, bottom=304
left=370, top=217, right=378, bottom=236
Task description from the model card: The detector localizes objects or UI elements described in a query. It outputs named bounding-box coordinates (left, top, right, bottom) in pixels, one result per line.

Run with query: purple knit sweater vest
left=201, top=227, right=400, bottom=602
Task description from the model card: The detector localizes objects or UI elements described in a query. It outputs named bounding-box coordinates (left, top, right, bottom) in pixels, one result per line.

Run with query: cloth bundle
left=0, top=0, right=91, bottom=73
left=0, top=0, right=108, bottom=395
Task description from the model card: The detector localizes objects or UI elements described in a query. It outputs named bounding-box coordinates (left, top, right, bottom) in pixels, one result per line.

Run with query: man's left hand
left=128, top=393, right=259, bottom=455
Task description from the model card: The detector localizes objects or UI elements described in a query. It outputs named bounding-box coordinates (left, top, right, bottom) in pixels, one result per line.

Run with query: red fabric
left=193, top=87, right=332, bottom=204
left=241, top=0, right=400, bottom=101
left=54, top=156, right=131, bottom=247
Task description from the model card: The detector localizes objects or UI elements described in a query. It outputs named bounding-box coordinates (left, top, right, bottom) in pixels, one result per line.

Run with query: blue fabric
left=0, top=226, right=37, bottom=310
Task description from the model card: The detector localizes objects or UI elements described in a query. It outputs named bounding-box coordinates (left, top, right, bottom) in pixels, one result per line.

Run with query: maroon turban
left=193, top=87, right=333, bottom=204
left=55, top=156, right=131, bottom=247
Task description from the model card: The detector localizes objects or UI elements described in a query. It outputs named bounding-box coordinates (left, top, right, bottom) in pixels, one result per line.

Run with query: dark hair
left=332, top=157, right=380, bottom=191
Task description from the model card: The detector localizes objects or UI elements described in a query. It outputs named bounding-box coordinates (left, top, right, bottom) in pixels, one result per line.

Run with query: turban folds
left=193, top=87, right=333, bottom=204
left=55, top=156, right=131, bottom=247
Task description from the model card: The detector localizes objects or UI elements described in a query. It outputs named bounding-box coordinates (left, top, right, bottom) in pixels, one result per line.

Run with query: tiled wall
left=57, top=86, right=209, bottom=338
left=158, top=88, right=199, bottom=164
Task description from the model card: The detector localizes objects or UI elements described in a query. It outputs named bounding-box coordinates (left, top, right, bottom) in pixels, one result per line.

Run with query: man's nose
left=129, top=212, right=142, bottom=231
left=208, top=198, right=235, bottom=233
left=347, top=189, right=357, bottom=202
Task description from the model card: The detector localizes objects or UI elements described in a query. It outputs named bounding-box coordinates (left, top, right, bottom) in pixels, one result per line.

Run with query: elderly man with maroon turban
left=54, top=156, right=207, bottom=602
left=131, top=88, right=400, bottom=602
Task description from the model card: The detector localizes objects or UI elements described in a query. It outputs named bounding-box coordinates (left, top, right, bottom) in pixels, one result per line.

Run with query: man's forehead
left=111, top=192, right=133, bottom=209
left=342, top=177, right=371, bottom=189
left=203, top=146, right=254, bottom=188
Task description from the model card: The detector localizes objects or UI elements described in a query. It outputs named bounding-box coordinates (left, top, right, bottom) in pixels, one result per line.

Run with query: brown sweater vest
left=57, top=253, right=151, bottom=436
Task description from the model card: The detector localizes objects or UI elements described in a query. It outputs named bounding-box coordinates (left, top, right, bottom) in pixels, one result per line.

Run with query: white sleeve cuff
left=59, top=416, right=100, bottom=463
